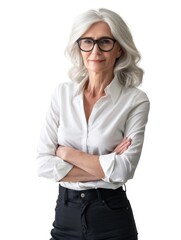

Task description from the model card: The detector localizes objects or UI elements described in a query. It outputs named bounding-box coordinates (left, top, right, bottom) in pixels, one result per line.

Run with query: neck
left=85, top=72, right=114, bottom=97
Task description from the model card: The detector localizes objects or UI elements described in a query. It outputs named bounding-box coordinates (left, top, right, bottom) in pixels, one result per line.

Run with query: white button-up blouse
left=37, top=77, right=150, bottom=190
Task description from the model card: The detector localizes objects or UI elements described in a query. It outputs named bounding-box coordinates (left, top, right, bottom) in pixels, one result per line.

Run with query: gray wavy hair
left=65, top=8, right=143, bottom=87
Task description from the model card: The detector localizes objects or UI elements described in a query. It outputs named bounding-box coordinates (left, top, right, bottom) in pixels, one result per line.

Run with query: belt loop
left=123, top=184, right=127, bottom=192
left=96, top=189, right=104, bottom=205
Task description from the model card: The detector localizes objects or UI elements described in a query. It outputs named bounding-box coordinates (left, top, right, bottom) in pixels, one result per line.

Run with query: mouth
left=89, top=59, right=105, bottom=62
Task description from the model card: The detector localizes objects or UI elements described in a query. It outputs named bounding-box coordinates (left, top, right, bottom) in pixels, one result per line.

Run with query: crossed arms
left=56, top=138, right=131, bottom=182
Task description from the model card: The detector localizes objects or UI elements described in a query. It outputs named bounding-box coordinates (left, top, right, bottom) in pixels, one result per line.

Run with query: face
left=79, top=22, right=122, bottom=74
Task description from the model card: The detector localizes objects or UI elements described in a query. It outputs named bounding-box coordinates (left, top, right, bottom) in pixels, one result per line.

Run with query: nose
left=91, top=43, right=102, bottom=54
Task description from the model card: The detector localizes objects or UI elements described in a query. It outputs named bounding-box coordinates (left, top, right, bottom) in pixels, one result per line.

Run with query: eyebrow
left=81, top=36, right=114, bottom=39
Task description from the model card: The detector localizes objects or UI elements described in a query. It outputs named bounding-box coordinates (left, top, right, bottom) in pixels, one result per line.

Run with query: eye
left=99, top=38, right=113, bottom=45
left=82, top=38, right=93, bottom=45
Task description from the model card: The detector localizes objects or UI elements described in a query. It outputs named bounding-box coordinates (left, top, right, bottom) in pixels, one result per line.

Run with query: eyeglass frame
left=76, top=37, right=117, bottom=52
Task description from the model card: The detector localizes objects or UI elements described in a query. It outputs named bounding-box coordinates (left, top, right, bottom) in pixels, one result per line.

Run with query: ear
left=116, top=48, right=122, bottom=58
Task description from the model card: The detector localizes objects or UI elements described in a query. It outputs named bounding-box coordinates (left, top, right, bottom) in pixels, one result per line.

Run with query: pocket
left=55, top=194, right=63, bottom=210
left=103, top=197, right=138, bottom=235
left=103, top=193, right=130, bottom=211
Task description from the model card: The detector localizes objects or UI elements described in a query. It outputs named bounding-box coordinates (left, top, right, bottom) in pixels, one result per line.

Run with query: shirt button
left=81, top=193, right=85, bottom=198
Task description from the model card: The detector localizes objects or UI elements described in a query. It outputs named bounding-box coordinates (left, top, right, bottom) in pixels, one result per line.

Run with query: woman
left=37, top=8, right=150, bottom=240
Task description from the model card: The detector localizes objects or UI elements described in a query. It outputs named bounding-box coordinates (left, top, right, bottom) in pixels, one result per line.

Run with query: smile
left=89, top=59, right=105, bottom=62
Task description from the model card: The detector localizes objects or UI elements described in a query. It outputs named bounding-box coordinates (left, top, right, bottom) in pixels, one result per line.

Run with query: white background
left=0, top=0, right=181, bottom=239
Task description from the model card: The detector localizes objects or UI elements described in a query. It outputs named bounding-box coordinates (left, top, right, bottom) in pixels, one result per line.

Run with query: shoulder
left=130, top=88, right=150, bottom=115
left=53, top=81, right=78, bottom=97
left=48, top=81, right=78, bottom=106
left=122, top=86, right=149, bottom=103
left=56, top=81, right=76, bottom=91
left=120, top=87, right=150, bottom=114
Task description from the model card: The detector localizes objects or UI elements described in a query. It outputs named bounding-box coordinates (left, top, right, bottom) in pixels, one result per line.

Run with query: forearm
left=57, top=147, right=105, bottom=179
left=56, top=138, right=131, bottom=180
left=60, top=166, right=100, bottom=182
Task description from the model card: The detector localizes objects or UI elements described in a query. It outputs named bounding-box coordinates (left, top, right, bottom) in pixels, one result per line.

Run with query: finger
left=113, top=139, right=132, bottom=153
left=114, top=145, right=128, bottom=154
left=116, top=146, right=129, bottom=154
left=114, top=138, right=131, bottom=151
left=119, top=139, right=131, bottom=149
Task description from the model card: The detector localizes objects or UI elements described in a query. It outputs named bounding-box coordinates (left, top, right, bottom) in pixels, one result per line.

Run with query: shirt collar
left=73, top=76, right=122, bottom=104
left=104, top=76, right=122, bottom=104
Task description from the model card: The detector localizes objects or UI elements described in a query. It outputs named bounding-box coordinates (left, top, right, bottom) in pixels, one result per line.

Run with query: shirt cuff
left=99, top=152, right=116, bottom=183
left=53, top=160, right=73, bottom=182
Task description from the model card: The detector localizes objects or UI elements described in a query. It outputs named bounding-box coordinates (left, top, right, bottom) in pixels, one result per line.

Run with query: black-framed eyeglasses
left=76, top=37, right=116, bottom=52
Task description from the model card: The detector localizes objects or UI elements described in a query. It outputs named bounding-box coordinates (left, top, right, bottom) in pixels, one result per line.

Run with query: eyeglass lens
left=78, top=38, right=115, bottom=52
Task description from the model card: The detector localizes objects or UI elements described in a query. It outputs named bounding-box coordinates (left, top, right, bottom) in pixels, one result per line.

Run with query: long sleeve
left=36, top=84, right=73, bottom=182
left=36, top=77, right=150, bottom=190
left=99, top=91, right=150, bottom=184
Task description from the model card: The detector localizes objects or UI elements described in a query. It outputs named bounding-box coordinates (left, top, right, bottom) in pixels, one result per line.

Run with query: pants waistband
left=58, top=185, right=126, bottom=204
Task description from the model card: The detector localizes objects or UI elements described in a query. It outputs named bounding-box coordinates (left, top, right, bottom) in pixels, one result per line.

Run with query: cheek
left=81, top=56, right=90, bottom=69
left=108, top=55, right=118, bottom=66
left=81, top=52, right=89, bottom=63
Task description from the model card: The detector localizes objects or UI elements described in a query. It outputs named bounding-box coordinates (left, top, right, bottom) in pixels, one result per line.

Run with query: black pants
left=50, top=186, right=138, bottom=240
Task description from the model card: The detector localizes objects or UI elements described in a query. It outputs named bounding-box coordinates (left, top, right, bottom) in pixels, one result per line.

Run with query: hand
left=113, top=137, right=132, bottom=154
left=56, top=145, right=77, bottom=160
left=56, top=145, right=67, bottom=159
